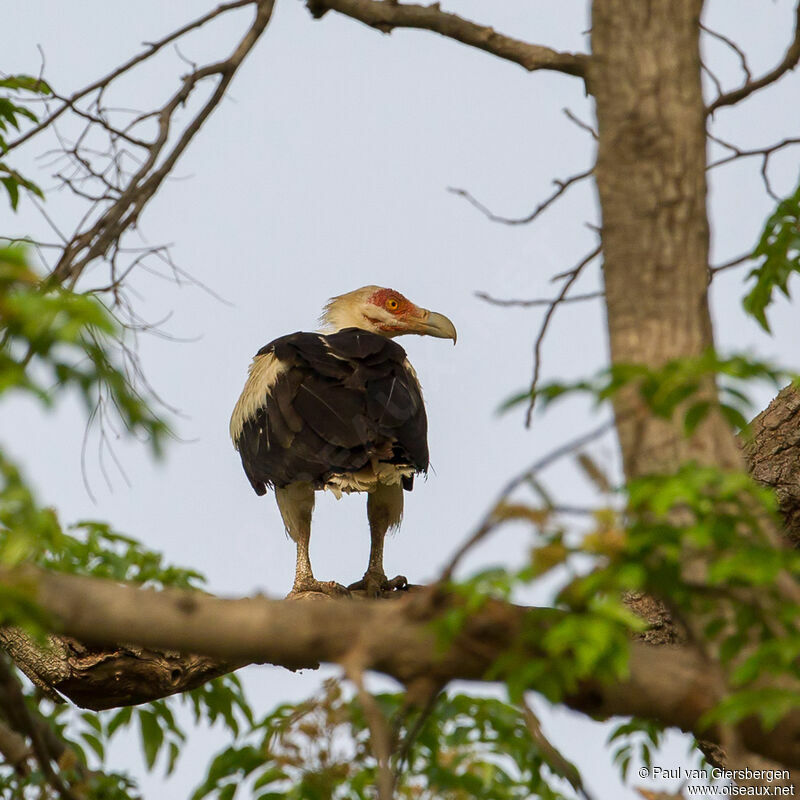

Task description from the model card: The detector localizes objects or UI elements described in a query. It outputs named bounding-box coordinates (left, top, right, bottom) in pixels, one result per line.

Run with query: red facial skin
left=366, top=288, right=421, bottom=333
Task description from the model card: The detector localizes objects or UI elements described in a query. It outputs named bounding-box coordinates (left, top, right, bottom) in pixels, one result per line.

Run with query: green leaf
left=683, top=400, right=710, bottom=434
left=1, top=177, right=18, bottom=210
left=138, top=709, right=164, bottom=770
left=81, top=731, right=105, bottom=762
left=743, top=181, right=800, bottom=332
left=0, top=75, right=52, bottom=94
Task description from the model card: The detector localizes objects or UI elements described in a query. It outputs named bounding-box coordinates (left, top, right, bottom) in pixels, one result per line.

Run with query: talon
left=348, top=572, right=409, bottom=598
left=386, top=574, right=408, bottom=591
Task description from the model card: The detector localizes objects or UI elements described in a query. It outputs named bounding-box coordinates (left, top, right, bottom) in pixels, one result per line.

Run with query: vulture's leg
left=348, top=481, right=408, bottom=597
left=276, top=482, right=349, bottom=598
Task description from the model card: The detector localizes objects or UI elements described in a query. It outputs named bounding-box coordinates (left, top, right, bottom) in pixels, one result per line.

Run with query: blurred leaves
left=503, top=349, right=790, bottom=437
left=743, top=179, right=800, bottom=332
left=0, top=245, right=170, bottom=455
left=190, top=679, right=574, bottom=800
left=0, top=74, right=50, bottom=211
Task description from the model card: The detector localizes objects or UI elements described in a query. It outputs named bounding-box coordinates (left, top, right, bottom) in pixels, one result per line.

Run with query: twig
left=710, top=253, right=753, bottom=276
left=0, top=658, right=78, bottom=800
left=4, top=0, right=258, bottom=153
left=394, top=691, right=440, bottom=779
left=701, top=61, right=724, bottom=99
left=700, top=23, right=752, bottom=83
left=345, top=661, right=395, bottom=800
left=49, top=0, right=275, bottom=286
left=707, top=134, right=800, bottom=169
left=476, top=289, right=603, bottom=308
left=524, top=245, right=602, bottom=427
left=706, top=133, right=800, bottom=203
left=563, top=107, right=597, bottom=140
left=522, top=697, right=595, bottom=800
left=448, top=167, right=593, bottom=226
left=707, top=3, right=800, bottom=114
left=438, top=417, right=615, bottom=582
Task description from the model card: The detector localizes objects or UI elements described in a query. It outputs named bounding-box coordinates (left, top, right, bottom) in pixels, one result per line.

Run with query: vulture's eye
left=385, top=297, right=400, bottom=311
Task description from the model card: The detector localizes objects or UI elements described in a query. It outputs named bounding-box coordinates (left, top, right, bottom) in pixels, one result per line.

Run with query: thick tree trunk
left=744, top=384, right=800, bottom=547
left=591, top=0, right=742, bottom=476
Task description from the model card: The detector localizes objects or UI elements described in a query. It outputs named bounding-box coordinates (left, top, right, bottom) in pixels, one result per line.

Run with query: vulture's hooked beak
left=412, top=309, right=457, bottom=344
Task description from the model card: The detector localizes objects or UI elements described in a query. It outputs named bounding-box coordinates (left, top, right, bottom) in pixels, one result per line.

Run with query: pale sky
left=4, top=1, right=800, bottom=797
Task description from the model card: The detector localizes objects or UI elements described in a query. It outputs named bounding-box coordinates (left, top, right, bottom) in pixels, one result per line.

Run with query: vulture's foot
left=348, top=571, right=408, bottom=599
left=287, top=579, right=351, bottom=600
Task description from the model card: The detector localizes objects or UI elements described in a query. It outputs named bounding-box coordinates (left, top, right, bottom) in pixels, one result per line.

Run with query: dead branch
left=476, top=290, right=603, bottom=308
left=700, top=23, right=752, bottom=84
left=448, top=167, right=593, bottom=226
left=4, top=0, right=258, bottom=154
left=707, top=3, right=800, bottom=114
left=304, top=0, right=588, bottom=77
left=49, top=0, right=275, bottom=287
left=707, top=132, right=800, bottom=201
left=439, top=417, right=616, bottom=583
left=563, top=107, right=598, bottom=140
left=524, top=245, right=601, bottom=427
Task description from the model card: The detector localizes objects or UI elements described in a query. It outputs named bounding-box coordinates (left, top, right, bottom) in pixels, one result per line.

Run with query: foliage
left=743, top=179, right=800, bottom=332
left=0, top=75, right=50, bottom=210
left=190, top=678, right=574, bottom=800
left=0, top=245, right=169, bottom=454
left=502, top=349, right=791, bottom=434
left=451, top=348, right=800, bottom=783
left=0, top=243, right=256, bottom=799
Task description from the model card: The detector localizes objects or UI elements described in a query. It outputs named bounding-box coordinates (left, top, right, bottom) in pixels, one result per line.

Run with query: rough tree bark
left=744, top=384, right=800, bottom=547
left=2, top=565, right=800, bottom=771
left=591, top=0, right=743, bottom=477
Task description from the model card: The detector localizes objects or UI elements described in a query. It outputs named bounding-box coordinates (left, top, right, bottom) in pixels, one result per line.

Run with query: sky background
left=4, top=0, right=800, bottom=797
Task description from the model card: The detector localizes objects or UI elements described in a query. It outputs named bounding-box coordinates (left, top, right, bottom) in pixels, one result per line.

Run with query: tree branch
left=707, top=3, right=800, bottom=114
left=2, top=564, right=799, bottom=770
left=448, top=167, right=594, bottom=226
left=304, top=0, right=588, bottom=78
left=0, top=627, right=242, bottom=711
left=743, top=383, right=800, bottom=548
left=50, top=0, right=276, bottom=286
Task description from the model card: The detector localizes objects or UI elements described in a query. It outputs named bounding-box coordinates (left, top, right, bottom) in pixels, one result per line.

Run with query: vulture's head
left=321, top=286, right=457, bottom=343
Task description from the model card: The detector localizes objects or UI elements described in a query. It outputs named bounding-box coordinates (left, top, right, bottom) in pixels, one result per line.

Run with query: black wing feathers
left=236, top=329, right=428, bottom=494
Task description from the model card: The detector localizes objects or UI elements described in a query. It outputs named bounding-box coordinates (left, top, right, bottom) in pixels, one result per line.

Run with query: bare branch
left=448, top=167, right=593, bottom=226
left=710, top=252, right=753, bottom=276
left=438, top=417, right=616, bottom=583
left=4, top=0, right=258, bottom=153
left=524, top=244, right=602, bottom=427
left=707, top=132, right=800, bottom=201
left=305, top=0, right=588, bottom=77
left=0, top=721, right=30, bottom=776
left=700, top=23, right=752, bottom=83
left=707, top=134, right=800, bottom=170
left=563, top=107, right=597, bottom=140
left=701, top=60, right=724, bottom=100
left=476, top=290, right=603, bottom=308
left=707, top=3, right=800, bottom=114
left=50, top=0, right=276, bottom=285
